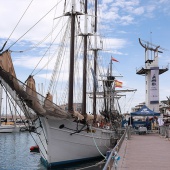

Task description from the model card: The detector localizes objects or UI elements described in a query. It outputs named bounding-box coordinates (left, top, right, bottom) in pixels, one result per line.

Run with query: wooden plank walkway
left=117, top=133, right=170, bottom=170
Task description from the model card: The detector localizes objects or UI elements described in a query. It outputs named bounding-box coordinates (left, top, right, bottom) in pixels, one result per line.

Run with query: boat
left=0, top=84, right=15, bottom=132
left=0, top=1, right=134, bottom=167
left=0, top=125, right=14, bottom=133
left=0, top=83, right=25, bottom=133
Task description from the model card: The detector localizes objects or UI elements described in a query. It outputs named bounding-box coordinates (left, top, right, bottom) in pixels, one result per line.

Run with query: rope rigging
left=0, top=80, right=49, bottom=158
left=11, top=14, right=67, bottom=54
left=48, top=18, right=71, bottom=94
left=30, top=17, right=70, bottom=77
left=51, top=39, right=68, bottom=100
left=7, top=0, right=63, bottom=51
left=0, top=0, right=35, bottom=52
left=0, top=1, right=123, bottom=166
left=49, top=14, right=84, bottom=98
left=126, top=90, right=136, bottom=112
left=45, top=1, right=59, bottom=91
left=74, top=33, right=84, bottom=103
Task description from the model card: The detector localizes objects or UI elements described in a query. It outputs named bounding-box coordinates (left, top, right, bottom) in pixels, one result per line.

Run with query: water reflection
left=0, top=132, right=45, bottom=170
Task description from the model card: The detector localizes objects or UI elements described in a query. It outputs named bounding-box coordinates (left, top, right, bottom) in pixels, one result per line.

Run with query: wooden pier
left=117, top=132, right=170, bottom=170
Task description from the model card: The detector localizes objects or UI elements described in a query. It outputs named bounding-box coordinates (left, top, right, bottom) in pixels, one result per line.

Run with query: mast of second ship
left=81, top=0, right=88, bottom=120
left=92, top=0, right=98, bottom=124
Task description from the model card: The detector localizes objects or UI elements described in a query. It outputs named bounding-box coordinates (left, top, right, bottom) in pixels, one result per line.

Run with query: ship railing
left=160, top=64, right=169, bottom=70
left=136, top=64, right=169, bottom=74
left=103, top=126, right=130, bottom=170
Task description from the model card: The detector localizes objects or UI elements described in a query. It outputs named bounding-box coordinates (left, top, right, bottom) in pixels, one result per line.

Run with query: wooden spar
left=68, top=4, right=76, bottom=113
left=109, top=59, right=113, bottom=119
left=103, top=80, right=107, bottom=114
left=93, top=0, right=97, bottom=123
left=81, top=0, right=88, bottom=118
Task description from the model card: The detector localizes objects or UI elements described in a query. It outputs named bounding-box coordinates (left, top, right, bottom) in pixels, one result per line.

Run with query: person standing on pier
left=145, top=117, right=149, bottom=130
left=158, top=117, right=164, bottom=135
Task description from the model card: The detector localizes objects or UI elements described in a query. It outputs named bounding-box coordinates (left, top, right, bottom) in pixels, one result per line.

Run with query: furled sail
left=0, top=50, right=71, bottom=119
left=0, top=50, right=16, bottom=77
left=0, top=50, right=105, bottom=121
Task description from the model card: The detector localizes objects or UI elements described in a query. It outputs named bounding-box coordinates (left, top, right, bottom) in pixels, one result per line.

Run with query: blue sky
left=0, top=0, right=170, bottom=113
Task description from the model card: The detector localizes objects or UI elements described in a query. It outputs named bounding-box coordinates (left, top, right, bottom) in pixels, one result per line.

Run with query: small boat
left=0, top=85, right=14, bottom=133
left=0, top=84, right=21, bottom=133
left=0, top=125, right=14, bottom=133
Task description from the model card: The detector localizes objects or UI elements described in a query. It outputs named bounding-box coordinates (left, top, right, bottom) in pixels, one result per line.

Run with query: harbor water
left=0, top=132, right=44, bottom=170
left=0, top=132, right=105, bottom=170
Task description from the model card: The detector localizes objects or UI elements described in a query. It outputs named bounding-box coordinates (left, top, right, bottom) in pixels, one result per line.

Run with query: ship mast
left=93, top=0, right=98, bottom=123
left=68, top=1, right=77, bottom=113
left=109, top=59, right=113, bottom=118
left=81, top=0, right=88, bottom=118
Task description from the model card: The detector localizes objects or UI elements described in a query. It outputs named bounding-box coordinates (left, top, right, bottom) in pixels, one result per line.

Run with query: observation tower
left=136, top=38, right=168, bottom=112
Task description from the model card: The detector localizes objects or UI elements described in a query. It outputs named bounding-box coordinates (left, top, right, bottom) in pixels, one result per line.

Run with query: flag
left=115, top=80, right=122, bottom=88
left=111, top=57, right=119, bottom=62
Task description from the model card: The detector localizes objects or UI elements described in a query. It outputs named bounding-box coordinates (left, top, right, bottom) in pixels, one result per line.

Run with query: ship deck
left=117, top=132, right=170, bottom=170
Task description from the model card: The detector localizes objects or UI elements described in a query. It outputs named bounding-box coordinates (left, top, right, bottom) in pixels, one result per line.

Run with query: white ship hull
left=35, top=117, right=114, bottom=167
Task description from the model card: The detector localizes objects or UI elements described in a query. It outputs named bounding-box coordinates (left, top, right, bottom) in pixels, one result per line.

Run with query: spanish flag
left=115, top=80, right=122, bottom=88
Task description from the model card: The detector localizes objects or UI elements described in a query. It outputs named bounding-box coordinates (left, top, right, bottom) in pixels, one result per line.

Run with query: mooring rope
left=90, top=125, right=106, bottom=159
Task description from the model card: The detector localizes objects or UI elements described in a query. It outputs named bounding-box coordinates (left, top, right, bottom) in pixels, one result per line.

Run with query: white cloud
left=103, top=38, right=128, bottom=50
left=100, top=0, right=142, bottom=27
left=102, top=0, right=113, bottom=4
left=132, top=7, right=144, bottom=15
left=117, top=30, right=128, bottom=34
left=159, top=0, right=169, bottom=3
left=146, top=5, right=156, bottom=13
left=13, top=55, right=53, bottom=70
left=119, top=15, right=134, bottom=25
left=0, top=0, right=69, bottom=43
left=111, top=0, right=140, bottom=9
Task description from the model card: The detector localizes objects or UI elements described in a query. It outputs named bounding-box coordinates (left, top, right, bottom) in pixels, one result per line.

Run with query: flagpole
left=110, top=56, right=112, bottom=76
left=110, top=57, right=113, bottom=125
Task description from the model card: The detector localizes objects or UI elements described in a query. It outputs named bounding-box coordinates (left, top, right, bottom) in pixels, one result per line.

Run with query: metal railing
left=103, top=127, right=130, bottom=170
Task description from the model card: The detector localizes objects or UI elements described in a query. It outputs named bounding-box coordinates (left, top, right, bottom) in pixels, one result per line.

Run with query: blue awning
left=131, top=105, right=160, bottom=116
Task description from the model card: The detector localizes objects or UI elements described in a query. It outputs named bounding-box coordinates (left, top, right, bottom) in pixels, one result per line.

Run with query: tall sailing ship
left=0, top=0, right=135, bottom=167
